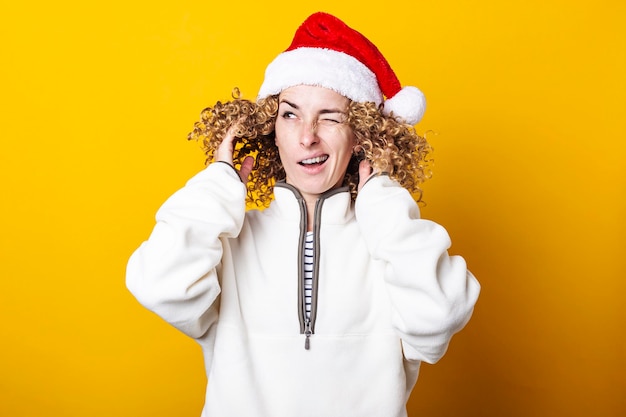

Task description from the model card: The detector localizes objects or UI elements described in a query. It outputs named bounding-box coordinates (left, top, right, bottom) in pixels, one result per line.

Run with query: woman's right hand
left=215, top=124, right=254, bottom=183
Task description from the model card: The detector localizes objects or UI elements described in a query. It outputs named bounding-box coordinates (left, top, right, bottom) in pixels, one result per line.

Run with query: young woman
left=127, top=12, right=480, bottom=417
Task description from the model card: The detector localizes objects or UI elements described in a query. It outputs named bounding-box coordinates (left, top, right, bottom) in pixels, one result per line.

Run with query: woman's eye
left=281, top=111, right=296, bottom=119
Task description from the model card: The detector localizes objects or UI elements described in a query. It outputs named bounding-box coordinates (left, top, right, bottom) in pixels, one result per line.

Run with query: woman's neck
left=304, top=198, right=317, bottom=232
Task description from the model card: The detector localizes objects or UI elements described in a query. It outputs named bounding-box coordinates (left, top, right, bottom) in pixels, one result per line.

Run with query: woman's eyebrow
left=279, top=99, right=298, bottom=109
left=319, top=108, right=345, bottom=115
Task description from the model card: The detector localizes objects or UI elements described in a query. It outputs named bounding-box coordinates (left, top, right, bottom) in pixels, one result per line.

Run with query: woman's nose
left=300, top=121, right=319, bottom=147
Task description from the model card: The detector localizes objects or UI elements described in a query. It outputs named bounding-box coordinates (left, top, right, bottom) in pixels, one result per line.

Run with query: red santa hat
left=257, top=12, right=426, bottom=125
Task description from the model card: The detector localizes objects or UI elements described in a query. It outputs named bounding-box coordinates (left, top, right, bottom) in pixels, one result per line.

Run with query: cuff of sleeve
left=212, top=161, right=243, bottom=183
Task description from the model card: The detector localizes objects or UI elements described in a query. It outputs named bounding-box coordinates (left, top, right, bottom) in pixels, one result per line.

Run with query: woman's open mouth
left=299, top=155, right=329, bottom=166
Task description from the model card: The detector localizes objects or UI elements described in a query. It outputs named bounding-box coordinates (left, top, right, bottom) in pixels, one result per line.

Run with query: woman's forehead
left=279, top=85, right=349, bottom=110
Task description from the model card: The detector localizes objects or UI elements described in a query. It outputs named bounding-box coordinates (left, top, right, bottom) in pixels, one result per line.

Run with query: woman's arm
left=126, top=162, right=247, bottom=338
left=355, top=174, right=480, bottom=363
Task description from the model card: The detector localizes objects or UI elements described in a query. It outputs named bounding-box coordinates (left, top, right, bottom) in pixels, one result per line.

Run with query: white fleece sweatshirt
left=126, top=162, right=480, bottom=417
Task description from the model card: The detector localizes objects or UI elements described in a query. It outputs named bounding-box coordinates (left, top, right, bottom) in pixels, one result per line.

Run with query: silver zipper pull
left=304, top=319, right=312, bottom=350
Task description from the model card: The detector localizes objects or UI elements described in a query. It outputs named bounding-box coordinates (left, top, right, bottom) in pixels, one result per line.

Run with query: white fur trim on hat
left=382, top=86, right=426, bottom=125
left=257, top=47, right=383, bottom=105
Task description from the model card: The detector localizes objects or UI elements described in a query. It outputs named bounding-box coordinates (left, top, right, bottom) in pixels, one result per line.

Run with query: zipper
left=282, top=183, right=346, bottom=350
left=304, top=318, right=312, bottom=350
left=297, top=197, right=325, bottom=350
left=296, top=197, right=309, bottom=348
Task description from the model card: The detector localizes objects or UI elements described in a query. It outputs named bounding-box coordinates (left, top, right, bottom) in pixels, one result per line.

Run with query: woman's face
left=275, top=85, right=355, bottom=202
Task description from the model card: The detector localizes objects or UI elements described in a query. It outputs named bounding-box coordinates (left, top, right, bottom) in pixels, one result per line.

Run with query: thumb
left=238, top=155, right=254, bottom=183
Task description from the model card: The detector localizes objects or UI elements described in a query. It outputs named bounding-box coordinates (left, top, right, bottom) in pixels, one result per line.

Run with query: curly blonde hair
left=188, top=89, right=432, bottom=207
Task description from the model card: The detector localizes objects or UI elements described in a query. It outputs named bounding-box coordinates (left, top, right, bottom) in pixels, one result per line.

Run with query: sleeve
left=126, top=162, right=247, bottom=339
left=355, top=175, right=480, bottom=364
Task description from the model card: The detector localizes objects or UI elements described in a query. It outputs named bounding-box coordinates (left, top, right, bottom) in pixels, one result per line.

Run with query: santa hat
left=257, top=12, right=426, bottom=125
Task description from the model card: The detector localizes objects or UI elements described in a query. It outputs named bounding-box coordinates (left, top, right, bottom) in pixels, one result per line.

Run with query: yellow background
left=1, top=0, right=624, bottom=416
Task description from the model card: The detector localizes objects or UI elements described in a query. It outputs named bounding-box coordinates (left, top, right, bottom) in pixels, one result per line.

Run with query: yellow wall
left=1, top=1, right=624, bottom=416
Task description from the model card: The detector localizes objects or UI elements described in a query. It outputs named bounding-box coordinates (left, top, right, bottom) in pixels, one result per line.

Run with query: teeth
left=301, top=155, right=328, bottom=165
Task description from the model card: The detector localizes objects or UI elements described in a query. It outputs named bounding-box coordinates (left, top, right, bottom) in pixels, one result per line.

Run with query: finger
left=359, top=159, right=373, bottom=178
left=215, top=124, right=240, bottom=164
left=239, top=156, right=254, bottom=183
left=358, top=159, right=373, bottom=192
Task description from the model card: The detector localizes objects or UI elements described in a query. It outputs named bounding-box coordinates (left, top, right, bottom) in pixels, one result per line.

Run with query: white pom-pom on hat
left=383, top=86, right=426, bottom=125
left=258, top=12, right=426, bottom=125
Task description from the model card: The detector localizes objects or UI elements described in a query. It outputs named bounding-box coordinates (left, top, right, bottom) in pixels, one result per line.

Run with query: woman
left=127, top=12, right=480, bottom=417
